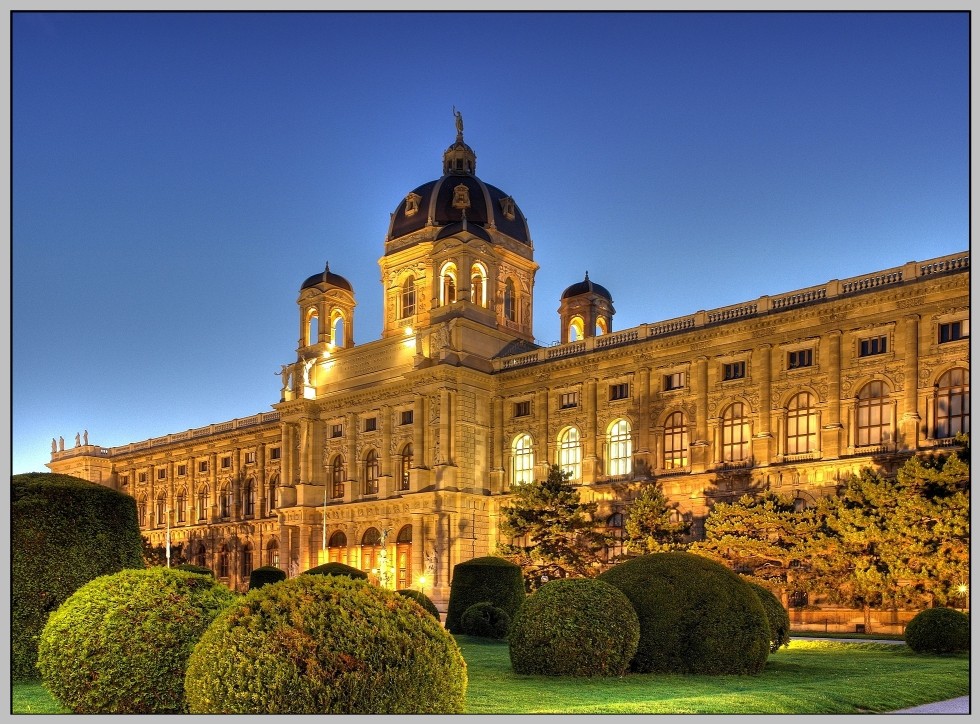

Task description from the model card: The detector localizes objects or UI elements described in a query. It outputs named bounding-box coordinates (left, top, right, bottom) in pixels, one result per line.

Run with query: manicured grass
left=13, top=638, right=968, bottom=715
left=457, top=637, right=969, bottom=714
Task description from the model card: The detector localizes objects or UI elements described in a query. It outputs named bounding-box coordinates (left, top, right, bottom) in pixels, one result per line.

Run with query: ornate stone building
left=48, top=121, right=970, bottom=610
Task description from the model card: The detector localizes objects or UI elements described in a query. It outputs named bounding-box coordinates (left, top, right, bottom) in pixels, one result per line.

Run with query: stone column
left=439, top=388, right=451, bottom=464
left=753, top=343, right=773, bottom=466
left=583, top=377, right=598, bottom=481
left=637, top=367, right=651, bottom=454
left=256, top=443, right=267, bottom=516
left=823, top=330, right=843, bottom=458
left=536, top=386, right=549, bottom=470
left=413, top=394, right=426, bottom=467
left=901, top=315, right=921, bottom=450
left=411, top=512, right=425, bottom=590
left=345, top=413, right=358, bottom=501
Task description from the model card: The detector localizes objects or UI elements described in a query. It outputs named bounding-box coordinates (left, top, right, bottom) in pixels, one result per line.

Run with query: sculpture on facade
left=453, top=106, right=463, bottom=136
left=74, top=433, right=81, bottom=447
left=51, top=438, right=57, bottom=454
left=83, top=430, right=88, bottom=446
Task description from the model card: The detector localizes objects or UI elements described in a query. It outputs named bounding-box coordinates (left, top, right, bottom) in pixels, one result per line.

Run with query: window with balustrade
left=856, top=381, right=891, bottom=446
left=331, top=456, right=345, bottom=499
left=399, top=444, right=413, bottom=491
left=786, top=392, right=818, bottom=455
left=364, top=450, right=379, bottom=496
left=607, top=419, right=632, bottom=476
left=662, top=412, right=688, bottom=470
left=721, top=403, right=750, bottom=462
left=936, top=368, right=969, bottom=439
left=511, top=434, right=534, bottom=486
left=557, top=427, right=582, bottom=481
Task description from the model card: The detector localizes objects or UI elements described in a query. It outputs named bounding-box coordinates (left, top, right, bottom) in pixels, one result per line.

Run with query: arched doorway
left=328, top=530, right=348, bottom=565
left=396, top=525, right=412, bottom=589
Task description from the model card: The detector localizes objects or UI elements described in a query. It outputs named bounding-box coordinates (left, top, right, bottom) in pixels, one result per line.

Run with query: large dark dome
left=300, top=262, right=352, bottom=292
left=561, top=272, right=612, bottom=301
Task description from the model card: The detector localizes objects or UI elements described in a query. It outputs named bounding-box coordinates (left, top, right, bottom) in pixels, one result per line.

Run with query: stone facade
left=48, top=125, right=970, bottom=611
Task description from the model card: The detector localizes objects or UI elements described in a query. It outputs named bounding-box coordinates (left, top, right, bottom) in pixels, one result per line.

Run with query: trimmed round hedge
left=396, top=589, right=441, bottom=620
left=176, top=563, right=215, bottom=577
left=37, top=567, right=237, bottom=713
left=184, top=575, right=467, bottom=714
left=249, top=565, right=286, bottom=590
left=747, top=581, right=791, bottom=652
left=460, top=602, right=511, bottom=639
left=509, top=578, right=640, bottom=676
left=12, top=472, right=144, bottom=681
left=304, top=561, right=368, bottom=579
left=599, top=552, right=771, bottom=674
left=445, top=556, right=525, bottom=633
left=904, top=607, right=970, bottom=654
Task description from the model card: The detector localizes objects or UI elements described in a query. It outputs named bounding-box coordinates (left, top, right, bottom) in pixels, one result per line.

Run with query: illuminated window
left=859, top=335, right=887, bottom=357
left=306, top=308, right=319, bottom=346
left=664, top=372, right=686, bottom=391
left=558, top=427, right=582, bottom=481
left=596, top=317, right=608, bottom=336
left=786, top=392, right=817, bottom=454
left=364, top=450, right=379, bottom=496
left=568, top=315, right=585, bottom=342
left=471, top=263, right=487, bottom=307
left=267, top=540, right=279, bottom=569
left=399, top=444, right=413, bottom=491
left=607, top=419, right=632, bottom=476
left=360, top=527, right=381, bottom=574
left=856, top=381, right=891, bottom=446
left=511, top=434, right=534, bottom=486
left=560, top=391, right=579, bottom=409
left=331, top=456, right=345, bottom=499
left=331, top=311, right=345, bottom=346
left=663, top=412, right=688, bottom=470
left=440, top=263, right=457, bottom=305
left=788, top=349, right=813, bottom=369
left=723, top=361, right=745, bottom=381
left=396, top=525, right=413, bottom=589
left=400, top=275, right=416, bottom=318
left=328, top=531, right=347, bottom=565
left=936, top=368, right=970, bottom=439
left=721, top=403, right=750, bottom=462
left=939, top=320, right=969, bottom=343
left=504, top=279, right=516, bottom=322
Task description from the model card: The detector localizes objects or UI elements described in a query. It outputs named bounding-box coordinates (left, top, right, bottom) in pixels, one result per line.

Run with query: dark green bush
left=396, top=588, right=441, bottom=621
left=904, top=607, right=970, bottom=654
left=12, top=472, right=144, bottom=681
left=599, top=552, right=771, bottom=674
left=509, top=578, right=639, bottom=676
left=184, top=575, right=467, bottom=713
left=249, top=565, right=286, bottom=590
left=746, top=581, right=791, bottom=652
left=460, top=602, right=511, bottom=639
left=176, top=563, right=215, bottom=577
left=445, top=556, right=525, bottom=633
left=303, top=561, right=368, bottom=579
left=37, top=567, right=236, bottom=713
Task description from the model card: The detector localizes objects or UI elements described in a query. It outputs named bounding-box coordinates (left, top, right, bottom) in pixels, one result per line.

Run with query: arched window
left=242, top=479, right=255, bottom=517
left=471, top=263, right=487, bottom=307
left=306, top=307, right=319, bottom=346
left=361, top=527, right=381, bottom=574
left=267, top=476, right=278, bottom=515
left=138, top=496, right=147, bottom=528
left=331, top=310, right=345, bottom=347
left=856, top=381, right=891, bottom=446
left=663, top=412, right=688, bottom=470
left=787, top=392, right=818, bottom=455
left=936, top=368, right=970, bottom=439
left=608, top=419, right=632, bottom=476
left=511, top=434, right=534, bottom=486
left=557, top=427, right=582, bottom=482
left=175, top=489, right=186, bottom=523
left=504, top=279, right=516, bottom=322
left=400, top=275, right=416, bottom=319
left=568, top=316, right=584, bottom=342
left=396, top=525, right=412, bottom=589
left=156, top=492, right=167, bottom=526
left=364, top=450, right=379, bottom=496
left=197, top=485, right=210, bottom=521
left=240, top=543, right=253, bottom=578
left=328, top=531, right=348, bottom=565
left=399, top=444, right=413, bottom=491
left=217, top=544, right=230, bottom=578
left=604, top=512, right=624, bottom=562
left=721, top=403, right=750, bottom=462
left=331, top=456, right=345, bottom=499
left=596, top=317, right=608, bottom=336
left=219, top=485, right=231, bottom=518
left=266, top=539, right=279, bottom=569
left=194, top=542, right=207, bottom=568
left=440, top=263, right=457, bottom=306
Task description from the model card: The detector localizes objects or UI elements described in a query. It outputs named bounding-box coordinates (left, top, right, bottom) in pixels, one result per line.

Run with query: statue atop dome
left=453, top=106, right=463, bottom=138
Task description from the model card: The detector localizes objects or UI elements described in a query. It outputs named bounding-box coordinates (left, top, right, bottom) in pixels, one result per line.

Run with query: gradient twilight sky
left=12, top=10, right=969, bottom=475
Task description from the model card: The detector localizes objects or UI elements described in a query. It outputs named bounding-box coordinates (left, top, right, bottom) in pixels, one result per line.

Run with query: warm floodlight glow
left=404, top=326, right=413, bottom=336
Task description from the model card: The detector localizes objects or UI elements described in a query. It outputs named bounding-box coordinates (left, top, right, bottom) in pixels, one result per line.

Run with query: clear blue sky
left=12, top=11, right=969, bottom=474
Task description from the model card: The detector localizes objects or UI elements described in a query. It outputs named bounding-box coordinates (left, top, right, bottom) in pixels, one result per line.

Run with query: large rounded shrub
left=12, top=472, right=144, bottom=681
left=445, top=556, right=525, bottom=633
left=249, top=565, right=286, bottom=590
left=460, top=602, right=511, bottom=639
left=304, top=561, right=368, bottom=579
left=184, top=575, right=466, bottom=714
left=37, top=567, right=236, bottom=713
left=904, top=607, right=970, bottom=654
left=509, top=578, right=640, bottom=676
left=746, top=581, right=791, bottom=652
left=599, top=552, right=771, bottom=674
left=396, top=588, right=440, bottom=620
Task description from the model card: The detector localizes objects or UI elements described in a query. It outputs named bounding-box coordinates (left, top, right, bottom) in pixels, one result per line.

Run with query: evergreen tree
left=623, top=482, right=690, bottom=555
left=498, top=464, right=611, bottom=585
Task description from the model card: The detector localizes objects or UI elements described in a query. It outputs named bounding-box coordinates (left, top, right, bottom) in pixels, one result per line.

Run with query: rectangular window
left=198, top=460, right=209, bottom=473
left=664, top=372, right=686, bottom=391
left=331, top=424, right=343, bottom=438
left=859, top=335, right=887, bottom=357
left=400, top=410, right=414, bottom=425
left=138, top=472, right=147, bottom=483
left=244, top=452, right=256, bottom=464
left=939, top=320, right=969, bottom=343
left=514, top=401, right=531, bottom=417
left=119, top=475, right=129, bottom=487
left=787, top=349, right=813, bottom=369
left=364, top=417, right=377, bottom=432
left=722, top=361, right=745, bottom=381
left=270, top=447, right=281, bottom=460
left=157, top=468, right=167, bottom=480
left=221, top=456, right=231, bottom=469
left=559, top=391, right=579, bottom=409
left=609, top=383, right=630, bottom=401
left=177, top=464, right=186, bottom=476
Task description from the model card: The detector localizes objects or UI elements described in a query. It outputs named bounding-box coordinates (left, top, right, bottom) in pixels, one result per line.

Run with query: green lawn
left=13, top=638, right=968, bottom=715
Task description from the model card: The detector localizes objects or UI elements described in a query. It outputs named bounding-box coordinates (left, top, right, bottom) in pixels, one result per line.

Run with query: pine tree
left=498, top=464, right=611, bottom=585
left=622, top=482, right=690, bottom=555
